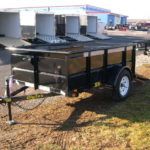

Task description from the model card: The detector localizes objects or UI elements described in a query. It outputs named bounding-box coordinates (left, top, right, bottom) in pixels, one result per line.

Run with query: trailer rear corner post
left=86, top=52, right=91, bottom=89
left=132, top=45, right=136, bottom=78
left=144, top=42, right=150, bottom=55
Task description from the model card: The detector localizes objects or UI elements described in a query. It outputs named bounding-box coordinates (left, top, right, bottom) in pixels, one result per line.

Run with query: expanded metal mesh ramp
left=37, top=34, right=66, bottom=44
left=67, top=33, right=93, bottom=42
left=0, top=37, right=30, bottom=47
left=87, top=33, right=111, bottom=40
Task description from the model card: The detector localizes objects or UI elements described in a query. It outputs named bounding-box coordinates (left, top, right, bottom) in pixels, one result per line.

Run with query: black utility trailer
left=10, top=41, right=136, bottom=96
left=0, top=38, right=145, bottom=124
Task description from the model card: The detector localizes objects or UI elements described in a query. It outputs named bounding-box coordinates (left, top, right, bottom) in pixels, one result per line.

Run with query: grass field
left=0, top=49, right=149, bottom=150
left=37, top=81, right=150, bottom=150
left=0, top=80, right=149, bottom=150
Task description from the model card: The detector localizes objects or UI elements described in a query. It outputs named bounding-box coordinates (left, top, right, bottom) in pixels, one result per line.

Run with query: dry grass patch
left=136, top=64, right=150, bottom=79
left=0, top=81, right=150, bottom=150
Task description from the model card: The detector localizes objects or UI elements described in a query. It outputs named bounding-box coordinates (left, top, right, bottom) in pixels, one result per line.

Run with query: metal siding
left=115, top=16, right=121, bottom=25
left=121, top=17, right=127, bottom=25
left=0, top=12, right=22, bottom=38
left=85, top=5, right=110, bottom=13
left=9, top=5, right=127, bottom=28
left=97, top=14, right=108, bottom=25
left=50, top=6, right=86, bottom=15
left=108, top=15, right=115, bottom=26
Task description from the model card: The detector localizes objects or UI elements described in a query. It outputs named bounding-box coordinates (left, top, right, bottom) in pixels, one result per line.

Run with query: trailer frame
left=0, top=37, right=148, bottom=125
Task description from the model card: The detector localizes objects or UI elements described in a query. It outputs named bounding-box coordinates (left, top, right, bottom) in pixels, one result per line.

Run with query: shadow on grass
left=56, top=81, right=150, bottom=131
left=15, top=81, right=150, bottom=131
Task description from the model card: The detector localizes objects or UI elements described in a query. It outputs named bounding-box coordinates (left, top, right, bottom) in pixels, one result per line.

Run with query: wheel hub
left=119, top=76, right=129, bottom=97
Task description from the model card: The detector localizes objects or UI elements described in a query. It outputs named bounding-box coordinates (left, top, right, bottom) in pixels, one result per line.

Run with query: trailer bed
left=0, top=37, right=30, bottom=47
left=8, top=36, right=146, bottom=54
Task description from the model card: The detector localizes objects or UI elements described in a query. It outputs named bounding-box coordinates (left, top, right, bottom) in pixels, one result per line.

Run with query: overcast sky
left=0, top=0, right=149, bottom=19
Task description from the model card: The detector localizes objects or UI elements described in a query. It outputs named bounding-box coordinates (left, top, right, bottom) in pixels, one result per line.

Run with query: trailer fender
left=113, top=67, right=133, bottom=87
left=105, top=66, right=133, bottom=87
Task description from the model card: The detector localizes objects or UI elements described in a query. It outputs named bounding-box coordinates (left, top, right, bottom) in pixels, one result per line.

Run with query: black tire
left=113, top=70, right=132, bottom=101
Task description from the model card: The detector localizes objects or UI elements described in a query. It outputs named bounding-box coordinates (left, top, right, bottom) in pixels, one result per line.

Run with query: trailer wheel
left=113, top=70, right=132, bottom=101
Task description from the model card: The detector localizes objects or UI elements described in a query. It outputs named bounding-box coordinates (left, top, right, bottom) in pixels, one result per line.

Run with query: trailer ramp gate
left=36, top=13, right=67, bottom=44
left=66, top=16, right=93, bottom=42
left=66, top=33, right=93, bottom=42
left=87, top=33, right=111, bottom=40
left=86, top=16, right=111, bottom=40
left=0, top=12, right=31, bottom=47
left=36, top=34, right=66, bottom=44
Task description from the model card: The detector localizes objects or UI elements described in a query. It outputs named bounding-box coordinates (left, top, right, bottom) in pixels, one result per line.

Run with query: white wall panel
left=36, top=14, right=55, bottom=36
left=0, top=12, right=21, bottom=38
left=66, top=16, right=80, bottom=34
left=87, top=16, right=97, bottom=33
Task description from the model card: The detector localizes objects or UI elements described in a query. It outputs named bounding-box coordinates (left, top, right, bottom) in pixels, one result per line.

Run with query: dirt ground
left=0, top=45, right=150, bottom=149
left=136, top=54, right=150, bottom=79
left=136, top=64, right=150, bottom=79
left=0, top=80, right=150, bottom=150
left=106, top=30, right=150, bottom=39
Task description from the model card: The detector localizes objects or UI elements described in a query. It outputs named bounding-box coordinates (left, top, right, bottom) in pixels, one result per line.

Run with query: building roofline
left=4, top=4, right=110, bottom=12
left=0, top=10, right=19, bottom=13
left=86, top=4, right=111, bottom=12
left=3, top=5, right=86, bottom=10
left=110, top=12, right=128, bottom=17
left=86, top=12, right=110, bottom=14
left=4, top=4, right=128, bottom=17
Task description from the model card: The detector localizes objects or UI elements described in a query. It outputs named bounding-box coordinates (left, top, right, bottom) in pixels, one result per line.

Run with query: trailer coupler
left=0, top=77, right=59, bottom=125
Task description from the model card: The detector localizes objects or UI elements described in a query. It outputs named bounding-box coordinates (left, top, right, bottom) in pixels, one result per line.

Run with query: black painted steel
left=102, top=49, right=108, bottom=83
left=9, top=43, right=136, bottom=94
left=2, top=37, right=148, bottom=124
left=11, top=86, right=29, bottom=97
left=122, top=47, right=127, bottom=66
left=33, top=55, right=39, bottom=89
left=7, top=36, right=147, bottom=98
left=86, top=53, right=91, bottom=89
left=6, top=79, right=12, bottom=122
left=131, top=45, right=136, bottom=77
